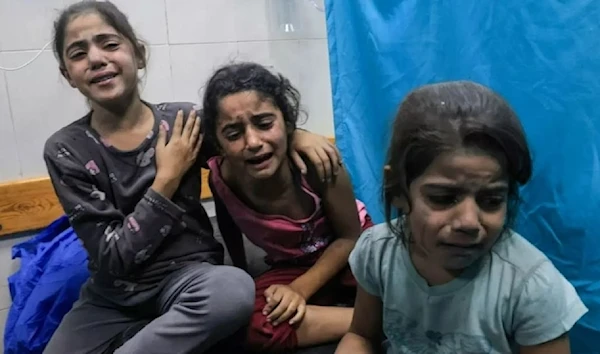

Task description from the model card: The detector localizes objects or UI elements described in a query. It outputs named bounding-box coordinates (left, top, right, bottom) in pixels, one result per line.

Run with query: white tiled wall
left=0, top=0, right=332, bottom=350
left=0, top=0, right=334, bottom=183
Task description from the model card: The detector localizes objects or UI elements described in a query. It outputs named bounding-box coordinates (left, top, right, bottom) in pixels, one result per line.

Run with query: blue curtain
left=325, top=1, right=600, bottom=352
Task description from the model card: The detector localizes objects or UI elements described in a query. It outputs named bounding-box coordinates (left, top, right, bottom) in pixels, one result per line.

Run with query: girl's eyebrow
left=65, top=33, right=121, bottom=53
left=250, top=112, right=274, bottom=120
left=421, top=182, right=509, bottom=193
left=220, top=112, right=275, bottom=131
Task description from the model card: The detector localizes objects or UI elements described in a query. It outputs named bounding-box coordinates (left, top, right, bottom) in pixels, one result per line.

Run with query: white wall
left=0, top=0, right=334, bottom=183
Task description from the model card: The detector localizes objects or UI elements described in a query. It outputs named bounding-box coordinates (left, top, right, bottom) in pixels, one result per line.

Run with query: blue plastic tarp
left=325, top=1, right=600, bottom=352
left=4, top=216, right=89, bottom=354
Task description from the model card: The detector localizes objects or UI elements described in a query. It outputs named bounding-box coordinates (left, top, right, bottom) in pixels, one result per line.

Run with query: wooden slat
left=200, top=168, right=211, bottom=199
left=0, top=137, right=336, bottom=236
left=0, top=177, right=64, bottom=236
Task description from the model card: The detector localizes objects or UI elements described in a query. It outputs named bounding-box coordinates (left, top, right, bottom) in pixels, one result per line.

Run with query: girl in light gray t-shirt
left=336, top=81, right=588, bottom=354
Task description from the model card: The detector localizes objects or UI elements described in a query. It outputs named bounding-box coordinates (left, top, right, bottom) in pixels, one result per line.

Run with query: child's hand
left=155, top=109, right=202, bottom=183
left=290, top=130, right=341, bottom=182
left=263, top=284, right=307, bottom=326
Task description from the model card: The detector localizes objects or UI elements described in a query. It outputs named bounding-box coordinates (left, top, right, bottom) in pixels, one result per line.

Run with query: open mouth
left=90, top=73, right=117, bottom=84
left=446, top=243, right=479, bottom=248
left=246, top=153, right=273, bottom=165
left=441, top=243, right=481, bottom=256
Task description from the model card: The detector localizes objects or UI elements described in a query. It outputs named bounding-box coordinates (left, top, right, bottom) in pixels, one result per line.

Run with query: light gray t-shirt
left=349, top=222, right=588, bottom=354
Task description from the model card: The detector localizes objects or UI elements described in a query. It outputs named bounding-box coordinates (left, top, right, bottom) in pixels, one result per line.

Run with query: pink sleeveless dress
left=207, top=156, right=369, bottom=266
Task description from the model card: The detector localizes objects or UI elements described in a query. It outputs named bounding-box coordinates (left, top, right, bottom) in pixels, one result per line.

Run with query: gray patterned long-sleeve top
left=43, top=102, right=223, bottom=303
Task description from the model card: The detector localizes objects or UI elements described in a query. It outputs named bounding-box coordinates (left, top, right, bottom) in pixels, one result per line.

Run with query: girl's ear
left=60, top=67, right=77, bottom=88
left=284, top=118, right=296, bottom=139
left=384, top=164, right=410, bottom=213
left=391, top=196, right=408, bottom=213
left=136, top=43, right=147, bottom=70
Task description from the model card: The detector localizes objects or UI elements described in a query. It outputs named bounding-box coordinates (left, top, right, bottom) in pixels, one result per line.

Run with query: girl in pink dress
left=202, top=62, right=373, bottom=353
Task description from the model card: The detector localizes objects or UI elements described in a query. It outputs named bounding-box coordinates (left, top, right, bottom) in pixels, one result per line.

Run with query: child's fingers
left=304, top=148, right=327, bottom=182
left=267, top=297, right=290, bottom=323
left=290, top=150, right=307, bottom=175
left=172, top=110, right=184, bottom=137
left=288, top=303, right=306, bottom=325
left=273, top=301, right=298, bottom=326
left=262, top=287, right=280, bottom=315
left=183, top=110, right=197, bottom=140
left=190, top=114, right=201, bottom=148
left=262, top=305, right=271, bottom=316
left=314, top=147, right=333, bottom=182
left=263, top=295, right=280, bottom=316
left=263, top=285, right=277, bottom=299
left=323, top=143, right=342, bottom=175
left=156, top=122, right=166, bottom=149
left=193, top=133, right=203, bottom=158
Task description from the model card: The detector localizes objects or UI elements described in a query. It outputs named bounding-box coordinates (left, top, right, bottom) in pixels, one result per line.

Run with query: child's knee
left=207, top=266, right=255, bottom=325
left=246, top=310, right=298, bottom=353
left=225, top=267, right=255, bottom=320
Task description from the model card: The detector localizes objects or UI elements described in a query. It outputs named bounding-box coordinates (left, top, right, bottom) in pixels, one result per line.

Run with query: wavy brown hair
left=384, top=81, right=533, bottom=242
left=200, top=62, right=304, bottom=152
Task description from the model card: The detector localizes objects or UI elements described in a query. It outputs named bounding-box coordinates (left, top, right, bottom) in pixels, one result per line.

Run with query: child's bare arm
left=336, top=286, right=384, bottom=354
left=289, top=165, right=363, bottom=299
left=520, top=334, right=571, bottom=354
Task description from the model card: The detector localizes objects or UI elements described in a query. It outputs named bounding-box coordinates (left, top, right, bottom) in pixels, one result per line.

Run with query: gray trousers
left=43, top=262, right=255, bottom=354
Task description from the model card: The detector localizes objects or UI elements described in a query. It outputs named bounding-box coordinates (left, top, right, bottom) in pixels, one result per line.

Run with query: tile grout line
left=162, top=0, right=171, bottom=46
left=162, top=0, right=175, bottom=101
left=2, top=69, right=23, bottom=177
left=0, top=38, right=327, bottom=54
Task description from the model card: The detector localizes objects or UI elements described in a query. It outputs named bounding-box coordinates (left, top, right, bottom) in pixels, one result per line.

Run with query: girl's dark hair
left=53, top=1, right=146, bottom=69
left=201, top=62, right=303, bottom=150
left=384, top=81, right=532, bottom=241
